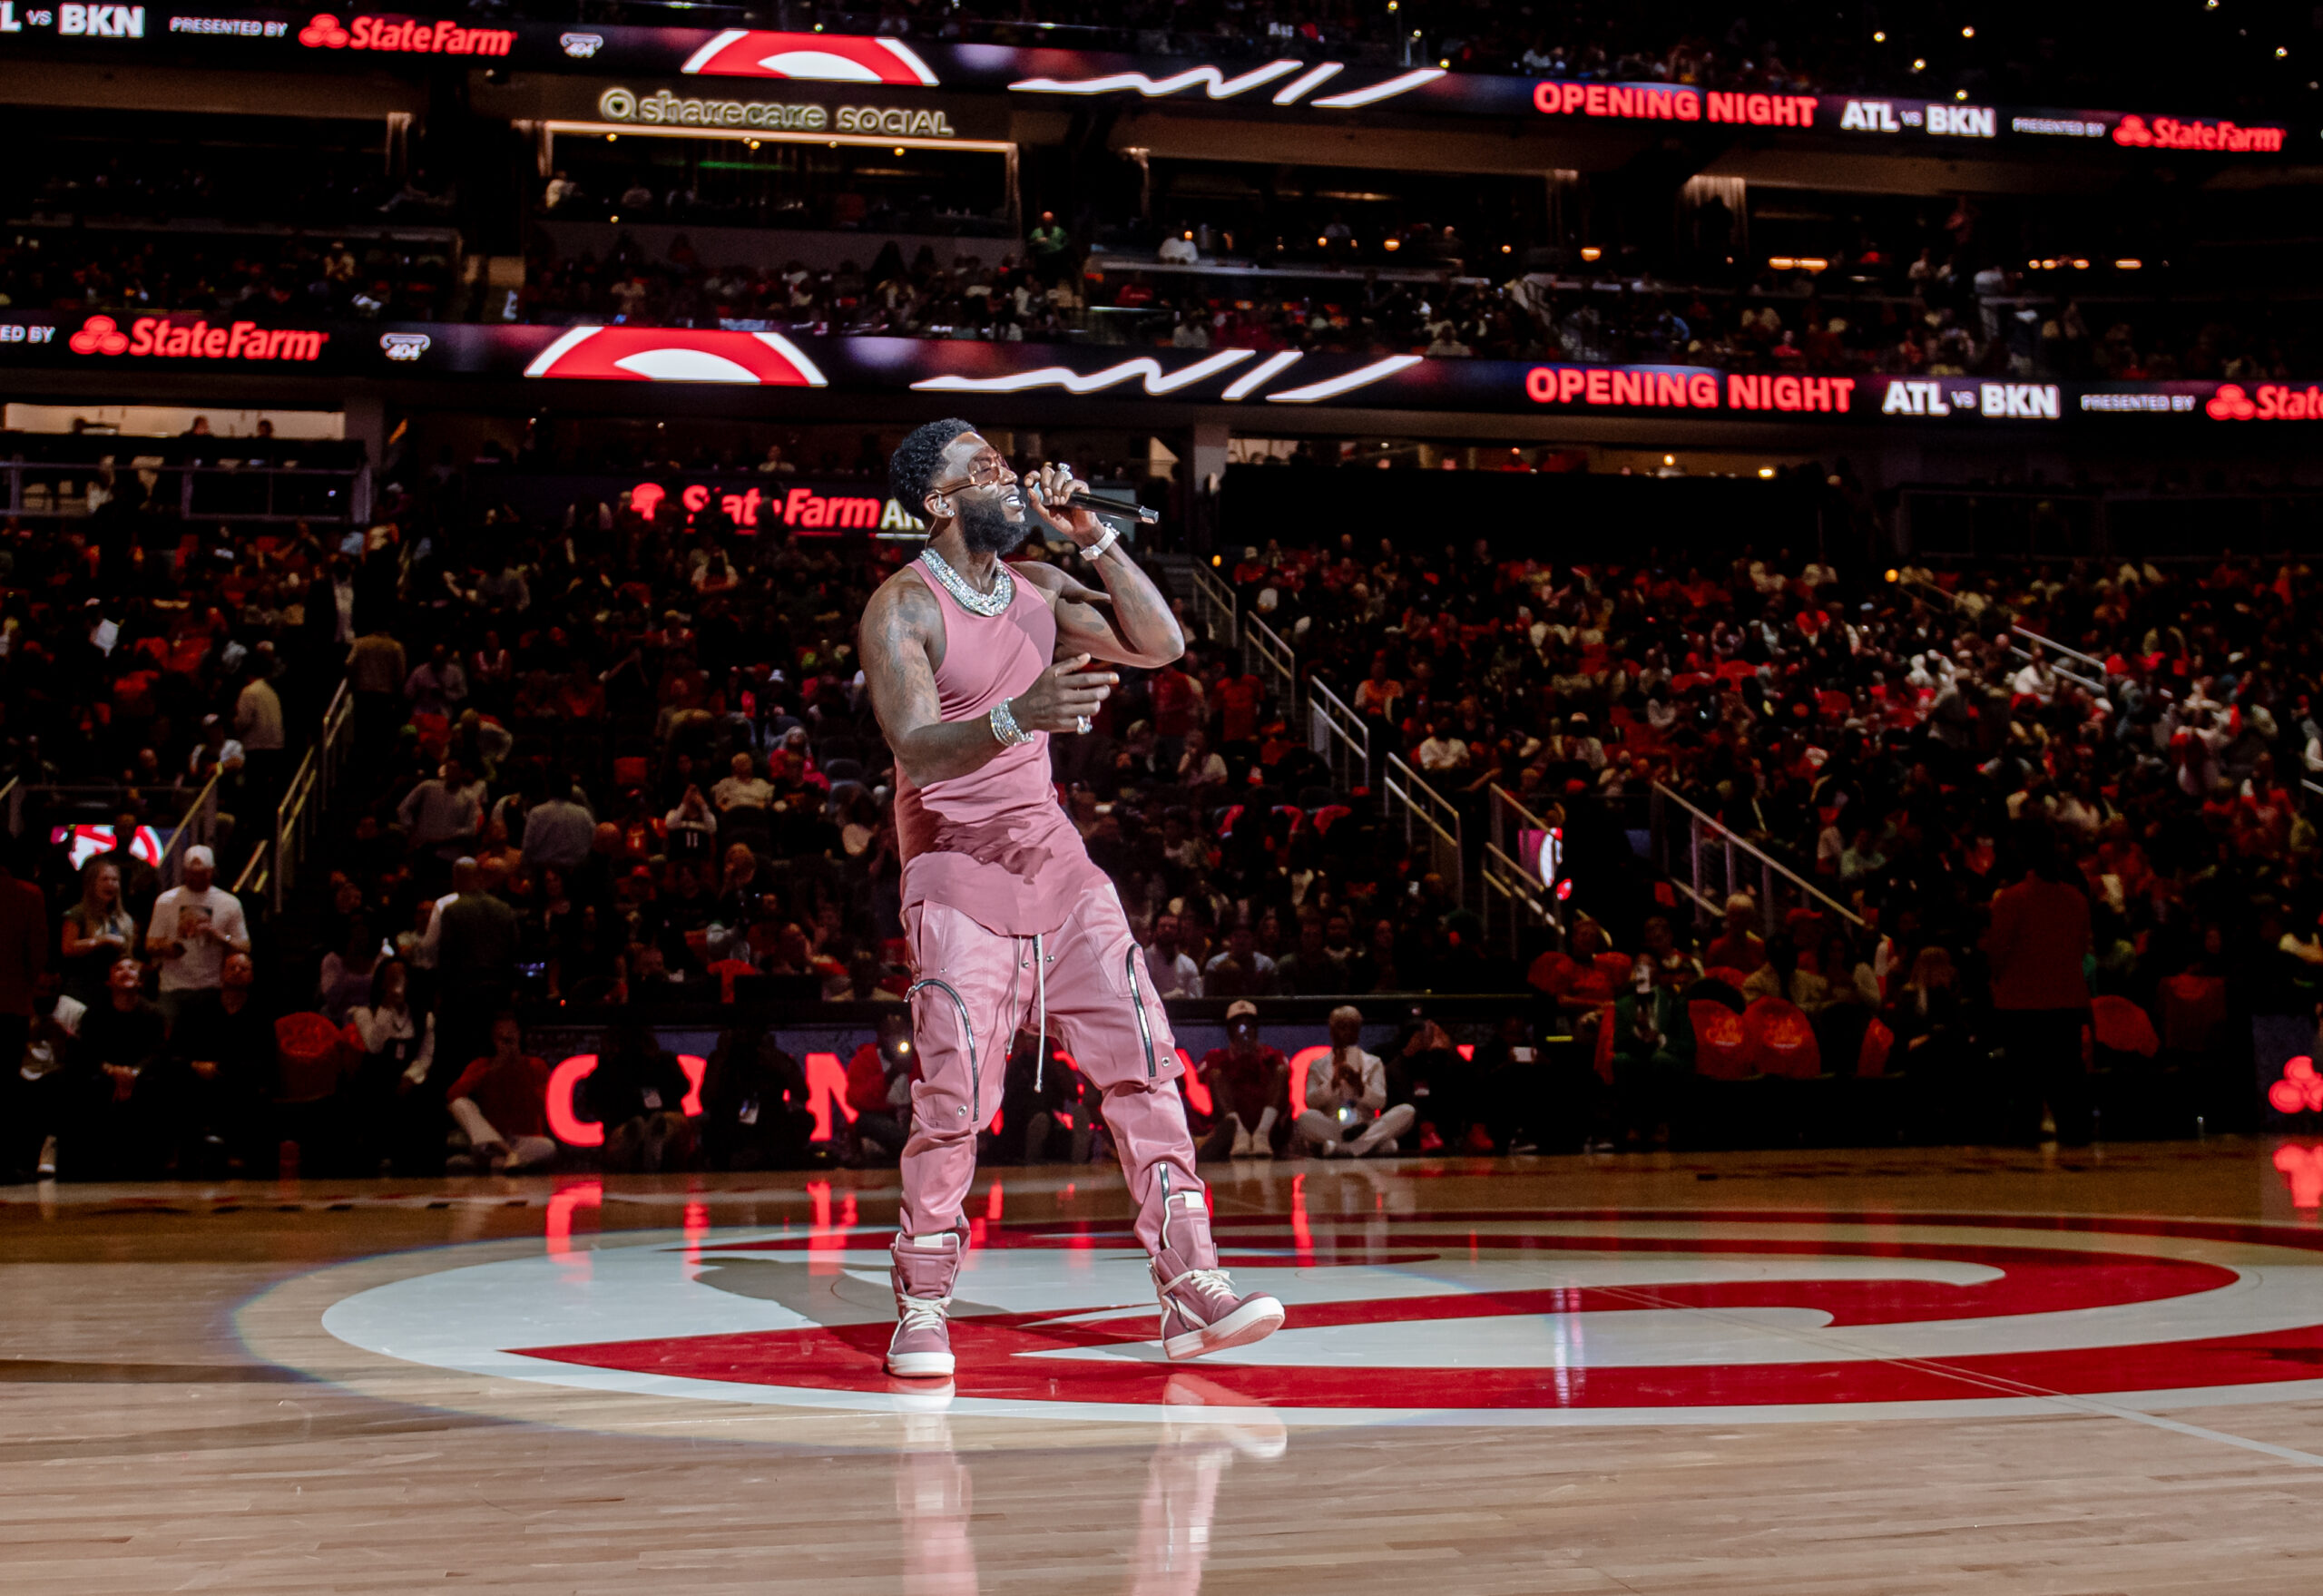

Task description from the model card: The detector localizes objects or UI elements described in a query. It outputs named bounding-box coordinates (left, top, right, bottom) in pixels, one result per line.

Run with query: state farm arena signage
left=293, top=12, right=511, bottom=54
left=489, top=472, right=925, bottom=535
left=5, top=315, right=2311, bottom=430
left=66, top=313, right=327, bottom=362
left=0, top=12, right=2294, bottom=156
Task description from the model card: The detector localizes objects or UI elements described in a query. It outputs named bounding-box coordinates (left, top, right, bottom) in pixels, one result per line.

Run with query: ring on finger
left=1075, top=715, right=1092, bottom=735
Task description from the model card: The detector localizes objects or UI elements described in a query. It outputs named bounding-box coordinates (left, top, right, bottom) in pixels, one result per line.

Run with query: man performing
left=861, top=418, right=1285, bottom=1379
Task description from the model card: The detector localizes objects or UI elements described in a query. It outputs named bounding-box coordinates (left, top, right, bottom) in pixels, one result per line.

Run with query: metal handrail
left=154, top=769, right=221, bottom=891
left=1307, top=675, right=1371, bottom=788
left=2005, top=622, right=2109, bottom=674
left=1387, top=754, right=1462, bottom=837
left=233, top=837, right=270, bottom=901
left=1385, top=752, right=1464, bottom=907
left=1651, top=779, right=1864, bottom=930
left=1896, top=573, right=2109, bottom=683
left=271, top=752, right=316, bottom=913
left=1482, top=783, right=1561, bottom=955
left=1489, top=782, right=1555, bottom=837
left=1187, top=559, right=1239, bottom=651
left=1244, top=612, right=1299, bottom=724
left=270, top=679, right=353, bottom=910
left=1480, top=840, right=1555, bottom=935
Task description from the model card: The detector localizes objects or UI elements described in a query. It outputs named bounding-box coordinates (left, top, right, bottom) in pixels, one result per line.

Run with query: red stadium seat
left=2091, top=994, right=2161, bottom=1059
left=1691, top=1002, right=1755, bottom=1080
left=1745, top=997, right=1822, bottom=1079
left=276, top=1013, right=356, bottom=1103
left=1857, top=1017, right=1895, bottom=1079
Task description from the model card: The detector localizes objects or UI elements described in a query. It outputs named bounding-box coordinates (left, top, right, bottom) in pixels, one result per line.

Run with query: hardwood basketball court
left=9, top=1140, right=2323, bottom=1593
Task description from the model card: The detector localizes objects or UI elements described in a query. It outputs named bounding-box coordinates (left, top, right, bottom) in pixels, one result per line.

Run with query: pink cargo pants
left=901, top=887, right=1201, bottom=1259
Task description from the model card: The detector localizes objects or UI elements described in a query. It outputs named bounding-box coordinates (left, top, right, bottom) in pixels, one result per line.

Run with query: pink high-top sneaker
left=887, top=1223, right=968, bottom=1378
left=1146, top=1180, right=1285, bottom=1361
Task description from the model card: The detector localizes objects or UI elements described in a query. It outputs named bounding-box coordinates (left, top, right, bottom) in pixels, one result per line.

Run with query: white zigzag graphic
left=1008, top=60, right=1304, bottom=98
left=911, top=349, right=1257, bottom=395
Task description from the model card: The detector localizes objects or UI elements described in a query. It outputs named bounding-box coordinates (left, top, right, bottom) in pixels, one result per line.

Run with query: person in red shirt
left=1982, top=824, right=2093, bottom=1145
left=846, top=1011, right=915, bottom=1164
left=1194, top=1001, right=1291, bottom=1158
left=1214, top=670, right=1263, bottom=756
left=1151, top=659, right=1204, bottom=769
left=446, top=1013, right=556, bottom=1172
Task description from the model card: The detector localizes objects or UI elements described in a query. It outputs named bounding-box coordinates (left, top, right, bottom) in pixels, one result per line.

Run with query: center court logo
left=301, top=1208, right=2323, bottom=1427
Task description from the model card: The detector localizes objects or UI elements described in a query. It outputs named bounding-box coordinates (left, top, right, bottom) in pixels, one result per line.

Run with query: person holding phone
left=1294, top=1004, right=1416, bottom=1158
left=143, top=845, right=250, bottom=1031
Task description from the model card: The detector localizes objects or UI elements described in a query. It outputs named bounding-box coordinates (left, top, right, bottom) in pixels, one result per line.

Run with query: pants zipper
left=908, top=977, right=979, bottom=1123
left=1124, top=946, right=1158, bottom=1079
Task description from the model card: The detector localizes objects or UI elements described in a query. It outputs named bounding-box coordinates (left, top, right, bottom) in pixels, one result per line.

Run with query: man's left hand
left=1028, top=462, right=1103, bottom=547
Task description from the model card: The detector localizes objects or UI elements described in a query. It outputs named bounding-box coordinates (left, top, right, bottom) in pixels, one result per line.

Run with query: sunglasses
left=931, top=453, right=1015, bottom=494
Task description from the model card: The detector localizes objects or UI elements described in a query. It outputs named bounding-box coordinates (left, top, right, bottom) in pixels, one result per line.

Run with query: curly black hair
left=889, top=417, right=976, bottom=514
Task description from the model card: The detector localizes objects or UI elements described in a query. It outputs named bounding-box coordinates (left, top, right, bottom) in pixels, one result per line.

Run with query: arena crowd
left=0, top=451, right=2307, bottom=1180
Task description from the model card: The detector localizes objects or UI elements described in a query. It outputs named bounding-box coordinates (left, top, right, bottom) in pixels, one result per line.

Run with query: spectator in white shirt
left=403, top=642, right=469, bottom=718
left=1559, top=713, right=1609, bottom=769
left=1416, top=724, right=1470, bottom=773
left=232, top=651, right=288, bottom=805
left=350, top=957, right=435, bottom=1088
left=712, top=751, right=776, bottom=812
left=1141, top=912, right=1203, bottom=998
left=1294, top=1005, right=1416, bottom=1157
left=233, top=656, right=285, bottom=754
left=2009, top=650, right=2058, bottom=704
left=142, top=845, right=251, bottom=1029
left=185, top=716, right=245, bottom=784
left=397, top=755, right=483, bottom=884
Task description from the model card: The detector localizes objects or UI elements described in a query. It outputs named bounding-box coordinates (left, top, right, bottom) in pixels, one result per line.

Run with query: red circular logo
left=313, top=1205, right=2323, bottom=1425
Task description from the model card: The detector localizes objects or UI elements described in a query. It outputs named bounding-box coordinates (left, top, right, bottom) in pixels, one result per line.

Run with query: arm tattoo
left=1050, top=553, right=1186, bottom=668
left=861, top=573, right=1010, bottom=788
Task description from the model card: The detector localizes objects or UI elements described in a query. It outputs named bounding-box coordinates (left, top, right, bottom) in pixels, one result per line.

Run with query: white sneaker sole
left=1162, top=1295, right=1286, bottom=1362
left=886, top=1348, right=956, bottom=1378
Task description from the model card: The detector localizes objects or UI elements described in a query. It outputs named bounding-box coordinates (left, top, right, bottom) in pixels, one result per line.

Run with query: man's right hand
left=1005, top=654, right=1118, bottom=736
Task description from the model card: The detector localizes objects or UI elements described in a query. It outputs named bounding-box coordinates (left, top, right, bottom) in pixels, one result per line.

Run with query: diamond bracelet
left=989, top=698, right=1035, bottom=746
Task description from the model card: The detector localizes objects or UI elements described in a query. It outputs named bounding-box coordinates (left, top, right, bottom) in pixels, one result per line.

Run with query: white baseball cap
left=183, top=845, right=215, bottom=868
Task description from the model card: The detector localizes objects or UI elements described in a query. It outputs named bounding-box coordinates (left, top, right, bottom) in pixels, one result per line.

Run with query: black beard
left=956, top=494, right=1027, bottom=557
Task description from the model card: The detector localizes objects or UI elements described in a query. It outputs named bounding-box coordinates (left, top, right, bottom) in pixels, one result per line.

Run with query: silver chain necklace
left=918, top=548, right=1014, bottom=617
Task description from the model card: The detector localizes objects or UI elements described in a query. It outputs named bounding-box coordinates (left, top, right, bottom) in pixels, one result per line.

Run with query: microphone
left=1026, top=479, right=1159, bottom=525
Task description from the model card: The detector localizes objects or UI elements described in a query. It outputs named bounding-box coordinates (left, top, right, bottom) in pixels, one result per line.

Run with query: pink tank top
left=895, top=562, right=1109, bottom=936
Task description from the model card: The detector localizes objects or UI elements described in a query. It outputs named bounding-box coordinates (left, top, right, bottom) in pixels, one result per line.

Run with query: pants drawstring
left=1032, top=931, right=1048, bottom=1093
